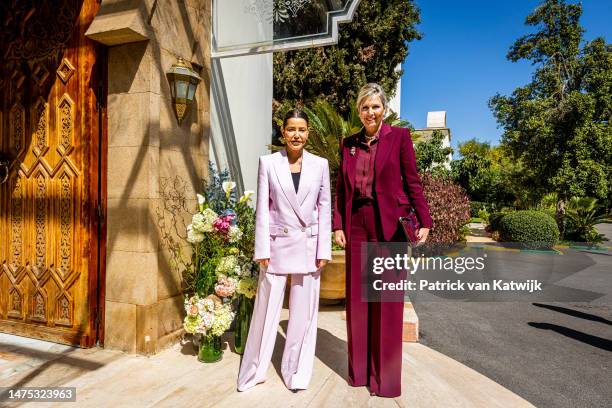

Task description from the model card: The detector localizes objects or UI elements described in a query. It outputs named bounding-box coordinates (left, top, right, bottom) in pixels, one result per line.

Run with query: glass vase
left=234, top=295, right=255, bottom=355
left=198, top=334, right=223, bottom=363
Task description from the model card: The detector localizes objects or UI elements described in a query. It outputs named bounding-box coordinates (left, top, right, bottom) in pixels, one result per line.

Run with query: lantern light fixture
left=166, top=57, right=201, bottom=124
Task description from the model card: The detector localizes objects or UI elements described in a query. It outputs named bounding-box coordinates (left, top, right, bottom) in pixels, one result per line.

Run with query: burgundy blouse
left=353, top=133, right=379, bottom=200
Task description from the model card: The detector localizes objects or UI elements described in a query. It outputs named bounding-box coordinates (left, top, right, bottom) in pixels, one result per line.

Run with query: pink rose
left=215, top=276, right=237, bottom=298
left=189, top=304, right=199, bottom=316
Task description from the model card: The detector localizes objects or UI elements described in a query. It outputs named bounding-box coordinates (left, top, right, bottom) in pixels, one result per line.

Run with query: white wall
left=388, top=63, right=402, bottom=115
left=209, top=53, right=272, bottom=194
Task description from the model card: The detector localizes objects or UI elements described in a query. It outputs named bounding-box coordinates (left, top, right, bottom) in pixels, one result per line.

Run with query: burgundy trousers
left=346, top=201, right=405, bottom=398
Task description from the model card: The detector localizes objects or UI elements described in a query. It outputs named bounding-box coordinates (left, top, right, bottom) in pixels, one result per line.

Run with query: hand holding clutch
left=399, top=212, right=420, bottom=246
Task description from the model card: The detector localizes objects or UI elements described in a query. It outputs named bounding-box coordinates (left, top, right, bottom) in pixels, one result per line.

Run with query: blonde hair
left=356, top=83, right=388, bottom=113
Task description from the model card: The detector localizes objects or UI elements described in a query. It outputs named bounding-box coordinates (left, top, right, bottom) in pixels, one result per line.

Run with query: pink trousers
left=237, top=271, right=320, bottom=391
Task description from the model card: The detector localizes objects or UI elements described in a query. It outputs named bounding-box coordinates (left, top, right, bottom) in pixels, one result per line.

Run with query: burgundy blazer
left=332, top=123, right=433, bottom=242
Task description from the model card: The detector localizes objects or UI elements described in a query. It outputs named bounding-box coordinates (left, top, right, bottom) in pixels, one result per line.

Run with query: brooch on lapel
left=350, top=146, right=356, bottom=156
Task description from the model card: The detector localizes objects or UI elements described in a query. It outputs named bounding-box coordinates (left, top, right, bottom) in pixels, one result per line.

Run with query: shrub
left=487, top=211, right=508, bottom=232
left=541, top=208, right=557, bottom=221
left=499, top=210, right=560, bottom=249
left=477, top=208, right=490, bottom=224
left=421, top=173, right=471, bottom=249
left=564, top=197, right=610, bottom=245
left=470, top=201, right=489, bottom=217
left=538, top=192, right=558, bottom=210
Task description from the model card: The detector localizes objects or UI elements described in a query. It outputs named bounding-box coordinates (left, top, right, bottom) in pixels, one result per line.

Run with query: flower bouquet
left=183, top=293, right=234, bottom=362
left=176, top=167, right=258, bottom=361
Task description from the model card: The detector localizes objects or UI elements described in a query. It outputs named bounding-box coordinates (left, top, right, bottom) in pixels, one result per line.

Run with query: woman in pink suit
left=333, top=83, right=433, bottom=398
left=237, top=110, right=332, bottom=393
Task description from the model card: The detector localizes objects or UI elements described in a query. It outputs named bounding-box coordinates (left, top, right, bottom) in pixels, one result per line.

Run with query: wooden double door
left=0, top=0, right=104, bottom=347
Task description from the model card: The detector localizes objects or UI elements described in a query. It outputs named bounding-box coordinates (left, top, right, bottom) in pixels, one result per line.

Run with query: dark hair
left=283, top=109, right=309, bottom=127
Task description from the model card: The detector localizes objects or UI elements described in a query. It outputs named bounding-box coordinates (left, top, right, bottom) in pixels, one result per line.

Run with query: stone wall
left=86, top=0, right=210, bottom=354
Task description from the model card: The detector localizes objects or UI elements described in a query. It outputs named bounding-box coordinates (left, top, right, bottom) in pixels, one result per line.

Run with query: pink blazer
left=254, top=149, right=332, bottom=274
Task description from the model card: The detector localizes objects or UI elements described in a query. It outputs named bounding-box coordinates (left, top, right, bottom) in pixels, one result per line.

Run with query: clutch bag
left=399, top=211, right=420, bottom=246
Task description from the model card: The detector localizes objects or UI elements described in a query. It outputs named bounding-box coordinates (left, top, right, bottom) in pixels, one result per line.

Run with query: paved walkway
left=465, top=222, right=495, bottom=243
left=0, top=307, right=532, bottom=408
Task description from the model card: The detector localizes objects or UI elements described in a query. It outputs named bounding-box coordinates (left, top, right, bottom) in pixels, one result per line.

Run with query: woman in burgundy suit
left=333, top=83, right=433, bottom=398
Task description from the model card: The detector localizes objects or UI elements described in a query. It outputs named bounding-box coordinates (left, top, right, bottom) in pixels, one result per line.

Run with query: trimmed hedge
left=541, top=208, right=557, bottom=221
left=499, top=210, right=560, bottom=249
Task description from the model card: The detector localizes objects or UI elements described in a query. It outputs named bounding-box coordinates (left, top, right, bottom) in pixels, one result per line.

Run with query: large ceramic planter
left=320, top=250, right=346, bottom=300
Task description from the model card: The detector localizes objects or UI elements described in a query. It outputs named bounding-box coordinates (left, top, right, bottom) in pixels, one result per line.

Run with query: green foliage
left=489, top=0, right=612, bottom=213
left=470, top=201, right=492, bottom=217
left=385, top=110, right=413, bottom=129
left=414, top=130, right=453, bottom=177
left=273, top=0, right=422, bottom=114
left=194, top=232, right=227, bottom=295
left=234, top=199, right=256, bottom=266
left=487, top=212, right=504, bottom=233
left=301, top=100, right=362, bottom=174
left=451, top=140, right=522, bottom=209
left=564, top=197, right=611, bottom=244
left=538, top=192, right=559, bottom=210
left=541, top=208, right=557, bottom=222
left=477, top=208, right=490, bottom=224
left=421, top=173, right=471, bottom=248
left=499, top=210, right=560, bottom=249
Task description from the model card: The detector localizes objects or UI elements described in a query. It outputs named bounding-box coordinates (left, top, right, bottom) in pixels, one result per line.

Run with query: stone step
left=335, top=302, right=418, bottom=343
left=403, top=301, right=419, bottom=343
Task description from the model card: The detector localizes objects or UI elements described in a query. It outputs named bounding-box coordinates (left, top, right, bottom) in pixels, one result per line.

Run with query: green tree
left=273, top=0, right=422, bottom=114
left=451, top=139, right=493, bottom=198
left=414, top=130, right=453, bottom=177
left=489, top=0, right=612, bottom=235
left=452, top=140, right=541, bottom=209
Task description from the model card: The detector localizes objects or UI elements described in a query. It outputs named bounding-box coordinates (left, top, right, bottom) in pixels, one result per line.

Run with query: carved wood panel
left=0, top=0, right=102, bottom=347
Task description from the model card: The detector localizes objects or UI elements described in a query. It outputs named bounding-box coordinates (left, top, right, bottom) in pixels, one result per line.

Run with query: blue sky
left=399, top=0, right=611, bottom=151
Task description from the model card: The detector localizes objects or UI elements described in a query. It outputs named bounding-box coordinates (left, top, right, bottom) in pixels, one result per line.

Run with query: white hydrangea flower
left=191, top=213, right=207, bottom=232
left=210, top=304, right=235, bottom=337
left=200, top=208, right=218, bottom=232
left=240, top=262, right=255, bottom=277
left=201, top=312, right=214, bottom=329
left=228, top=225, right=243, bottom=243
left=183, top=314, right=202, bottom=334
left=202, top=298, right=215, bottom=313
left=186, top=224, right=204, bottom=243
